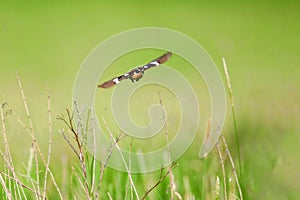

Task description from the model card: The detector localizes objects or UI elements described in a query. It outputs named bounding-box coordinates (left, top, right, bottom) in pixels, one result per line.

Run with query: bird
left=98, top=51, right=172, bottom=89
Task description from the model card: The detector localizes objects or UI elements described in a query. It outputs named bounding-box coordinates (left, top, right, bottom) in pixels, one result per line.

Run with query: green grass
left=0, top=83, right=236, bottom=199
left=1, top=0, right=300, bottom=199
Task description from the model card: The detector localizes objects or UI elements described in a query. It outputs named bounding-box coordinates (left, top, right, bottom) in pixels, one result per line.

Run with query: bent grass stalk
left=95, top=133, right=127, bottom=198
left=157, top=88, right=182, bottom=200
left=102, top=117, right=140, bottom=200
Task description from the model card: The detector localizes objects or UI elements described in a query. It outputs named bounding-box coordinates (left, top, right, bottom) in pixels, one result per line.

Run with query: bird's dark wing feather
left=142, top=52, right=172, bottom=71
left=97, top=74, right=127, bottom=88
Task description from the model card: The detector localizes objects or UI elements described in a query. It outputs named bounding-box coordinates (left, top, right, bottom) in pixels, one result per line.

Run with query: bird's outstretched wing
left=141, top=51, right=172, bottom=71
left=98, top=51, right=172, bottom=89
left=97, top=74, right=128, bottom=88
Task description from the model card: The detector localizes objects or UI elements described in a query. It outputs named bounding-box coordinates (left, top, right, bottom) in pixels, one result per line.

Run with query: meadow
left=0, top=1, right=299, bottom=199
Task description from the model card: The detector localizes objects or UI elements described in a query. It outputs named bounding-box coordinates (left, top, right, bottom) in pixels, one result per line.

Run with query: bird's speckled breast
left=130, top=72, right=143, bottom=80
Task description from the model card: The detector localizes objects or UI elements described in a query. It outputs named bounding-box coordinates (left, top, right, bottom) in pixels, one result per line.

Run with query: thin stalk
left=222, top=58, right=242, bottom=176
left=217, top=140, right=227, bottom=200
left=156, top=88, right=181, bottom=200
left=10, top=79, right=63, bottom=199
left=221, top=135, right=243, bottom=200
left=90, top=107, right=96, bottom=195
left=0, top=172, right=44, bottom=199
left=0, top=174, right=11, bottom=200
left=1, top=104, right=26, bottom=199
left=16, top=72, right=36, bottom=178
left=141, top=163, right=177, bottom=200
left=102, top=118, right=140, bottom=200
left=43, top=86, right=53, bottom=199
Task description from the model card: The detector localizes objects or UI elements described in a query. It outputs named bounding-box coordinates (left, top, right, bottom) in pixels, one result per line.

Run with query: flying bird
left=98, top=52, right=172, bottom=88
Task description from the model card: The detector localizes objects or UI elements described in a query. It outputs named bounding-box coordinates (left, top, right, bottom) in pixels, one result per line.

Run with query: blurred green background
left=1, top=0, right=299, bottom=199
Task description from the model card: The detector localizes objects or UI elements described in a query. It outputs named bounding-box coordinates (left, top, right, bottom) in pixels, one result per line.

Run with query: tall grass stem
left=222, top=58, right=242, bottom=176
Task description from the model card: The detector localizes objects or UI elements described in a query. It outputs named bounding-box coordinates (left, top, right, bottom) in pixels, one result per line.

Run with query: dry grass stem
left=0, top=174, right=12, bottom=199
left=34, top=146, right=41, bottom=198
left=157, top=88, right=182, bottom=200
left=217, top=139, right=228, bottom=200
left=14, top=74, right=62, bottom=199
left=1, top=104, right=26, bottom=198
left=127, top=138, right=135, bottom=200
left=59, top=129, right=80, bottom=158
left=215, top=176, right=220, bottom=200
left=16, top=72, right=37, bottom=179
left=222, top=58, right=243, bottom=200
left=222, top=58, right=242, bottom=175
left=1, top=103, right=11, bottom=162
left=43, top=86, right=53, bottom=199
left=107, top=192, right=113, bottom=200
left=0, top=172, right=44, bottom=199
left=2, top=152, right=26, bottom=199
left=57, top=109, right=90, bottom=199
left=141, top=162, right=178, bottom=200
left=221, top=135, right=243, bottom=200
left=96, top=133, right=126, bottom=198
left=71, top=167, right=88, bottom=198
left=57, top=109, right=87, bottom=179
left=102, top=117, right=140, bottom=200
left=125, top=137, right=134, bottom=200
left=90, top=107, right=97, bottom=195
